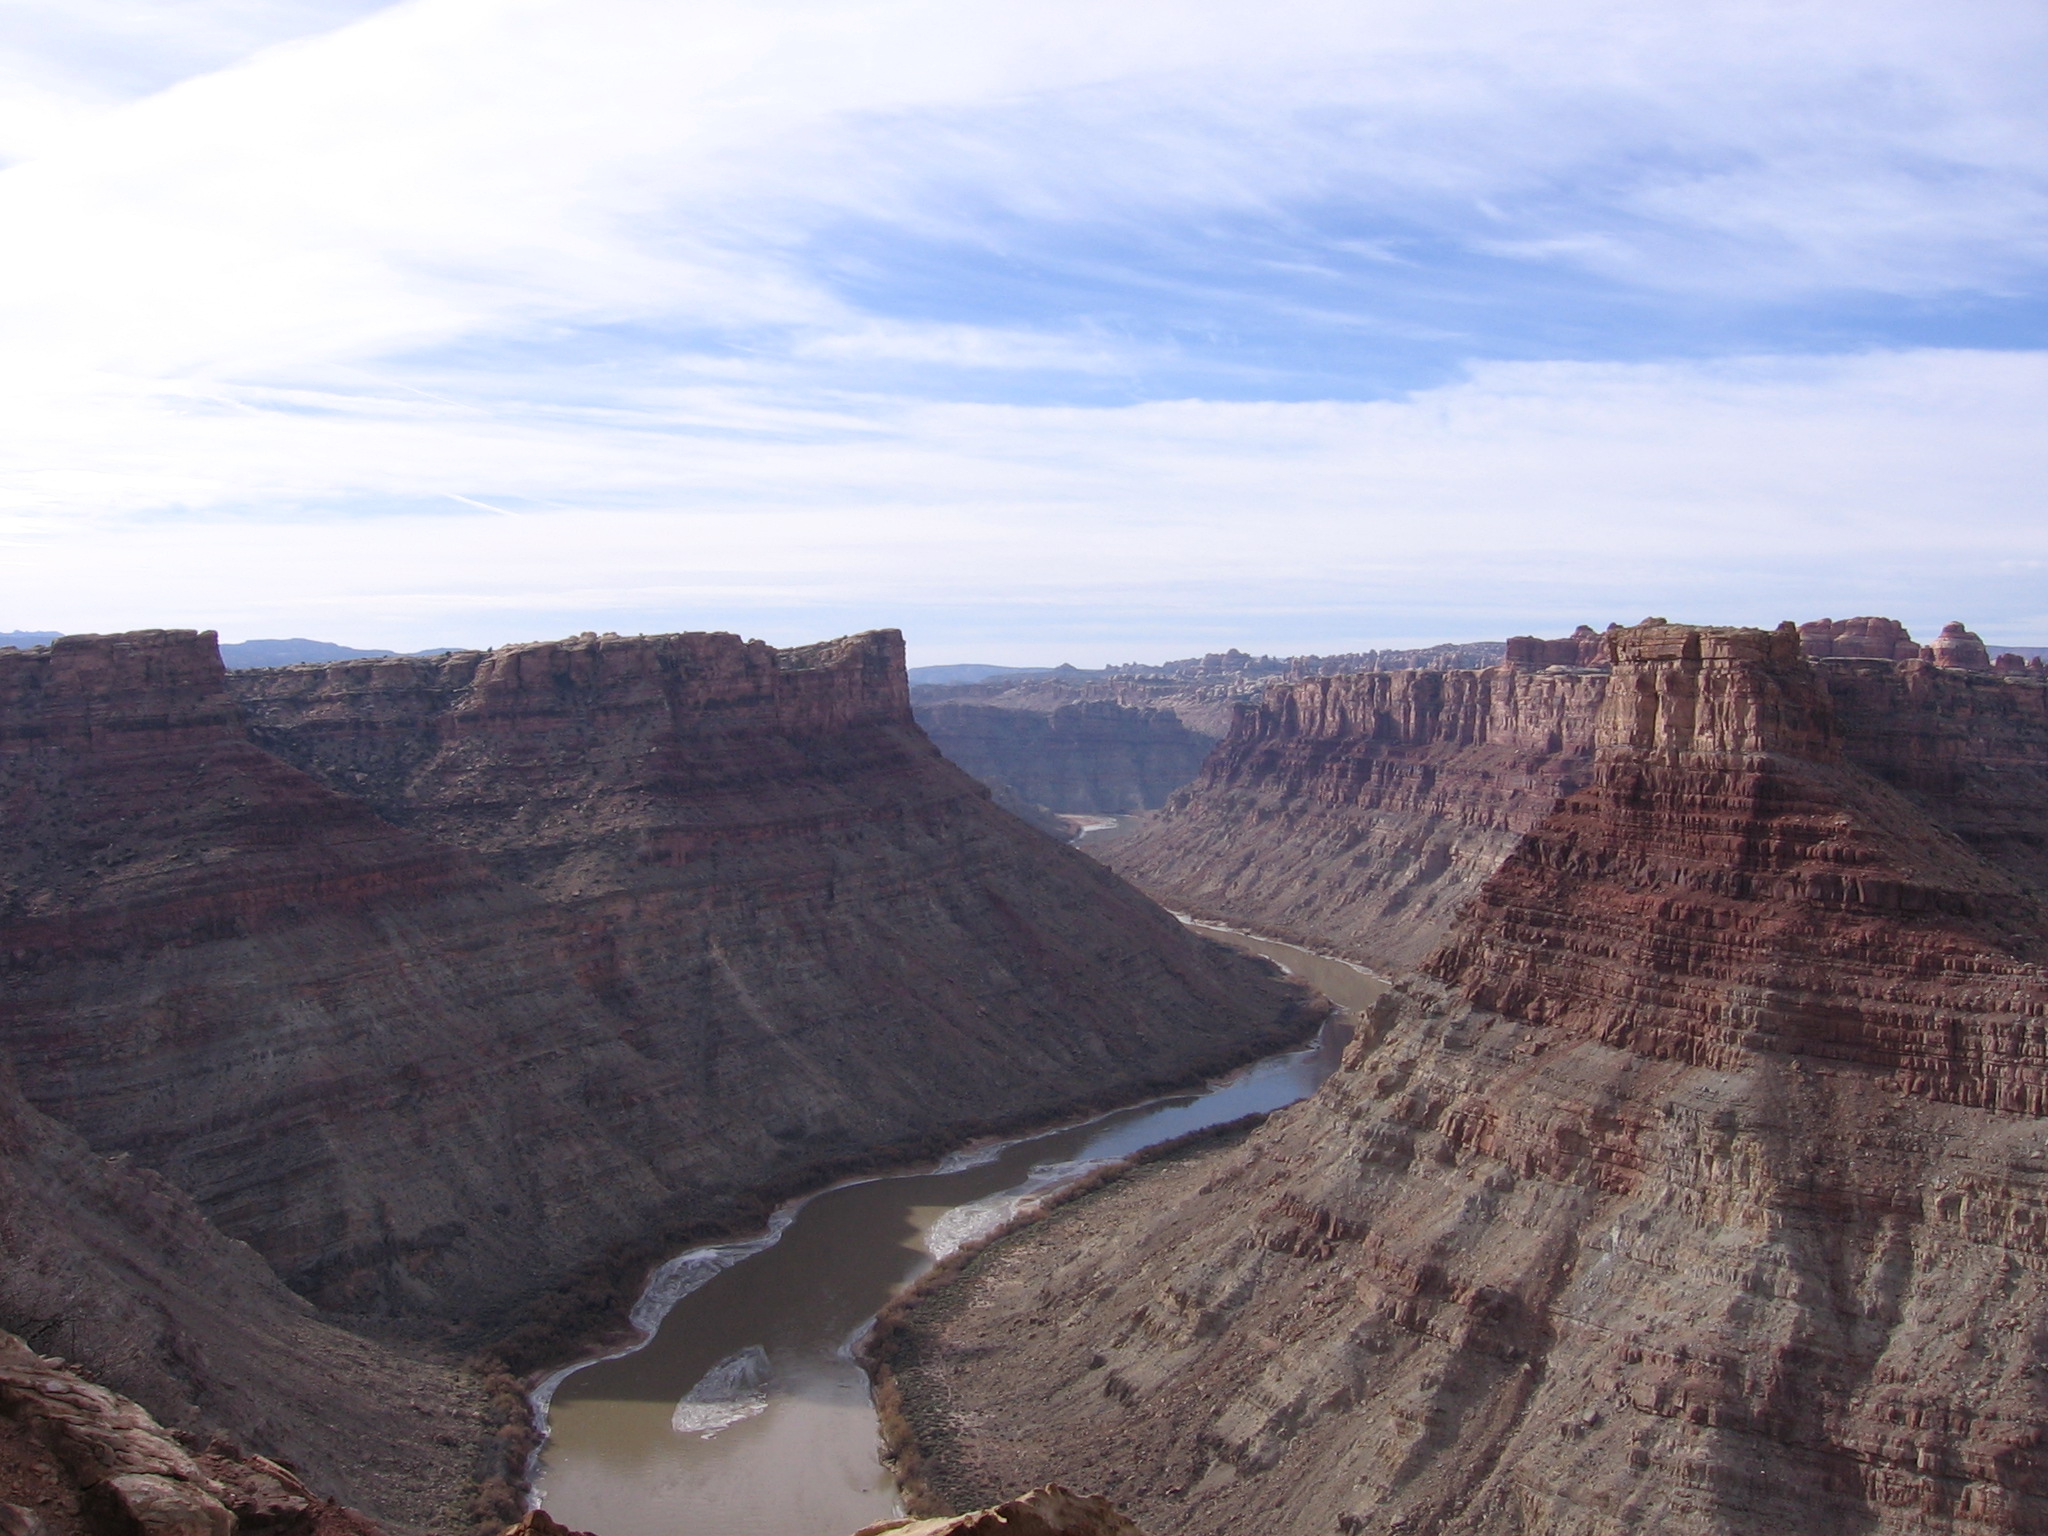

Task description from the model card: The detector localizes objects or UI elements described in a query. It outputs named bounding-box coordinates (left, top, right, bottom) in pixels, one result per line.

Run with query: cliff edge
left=1, top=627, right=1309, bottom=1525
left=882, top=620, right=2048, bottom=1536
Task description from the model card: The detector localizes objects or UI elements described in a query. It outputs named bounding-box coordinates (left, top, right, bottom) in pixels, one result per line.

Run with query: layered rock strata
left=1102, top=618, right=2048, bottom=976
left=913, top=701, right=1214, bottom=815
left=0, top=1064, right=486, bottom=1531
left=910, top=643, right=1511, bottom=743
left=1100, top=660, right=1610, bottom=973
left=1799, top=615, right=1923, bottom=662
left=886, top=621, right=2048, bottom=1536
left=1932, top=623, right=1994, bottom=672
left=3, top=629, right=1305, bottom=1331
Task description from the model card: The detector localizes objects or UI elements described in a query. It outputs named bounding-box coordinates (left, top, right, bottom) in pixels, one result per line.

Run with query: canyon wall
left=0, top=628, right=1310, bottom=1521
left=912, top=701, right=1214, bottom=815
left=1100, top=663, right=1610, bottom=972
left=0, top=1062, right=486, bottom=1532
left=1102, top=622, right=2048, bottom=976
left=887, top=622, right=2048, bottom=1536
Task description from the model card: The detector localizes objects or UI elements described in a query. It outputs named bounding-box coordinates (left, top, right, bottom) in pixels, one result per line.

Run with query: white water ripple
left=671, top=1346, right=771, bottom=1438
left=931, top=1143, right=1004, bottom=1174
left=924, top=1156, right=1113, bottom=1259
left=631, top=1212, right=801, bottom=1334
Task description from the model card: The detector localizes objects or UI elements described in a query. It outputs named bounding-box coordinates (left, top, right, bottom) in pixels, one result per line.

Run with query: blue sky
left=2, top=0, right=2045, bottom=662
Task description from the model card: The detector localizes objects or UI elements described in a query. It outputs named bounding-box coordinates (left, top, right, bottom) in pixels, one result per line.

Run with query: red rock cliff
left=2, top=629, right=1307, bottom=1333
left=1100, top=661, right=1610, bottom=971
left=1431, top=623, right=2048, bottom=1112
left=889, top=621, right=2048, bottom=1536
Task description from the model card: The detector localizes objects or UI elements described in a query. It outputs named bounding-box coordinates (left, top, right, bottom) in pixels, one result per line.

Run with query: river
left=530, top=923, right=1385, bottom=1536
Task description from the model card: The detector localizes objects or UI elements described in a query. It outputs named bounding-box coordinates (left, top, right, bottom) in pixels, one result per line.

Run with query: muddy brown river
left=531, top=923, right=1385, bottom=1536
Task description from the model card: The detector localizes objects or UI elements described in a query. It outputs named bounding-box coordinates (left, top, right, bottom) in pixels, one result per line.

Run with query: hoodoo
left=0, top=627, right=1308, bottom=1527
left=885, top=620, right=2048, bottom=1536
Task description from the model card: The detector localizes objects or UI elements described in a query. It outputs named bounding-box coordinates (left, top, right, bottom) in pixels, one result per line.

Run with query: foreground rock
left=855, top=1487, right=1144, bottom=1536
left=0, top=1330, right=384, bottom=1536
left=883, top=621, right=2048, bottom=1535
left=1, top=627, right=1306, bottom=1526
left=0, top=1065, right=486, bottom=1534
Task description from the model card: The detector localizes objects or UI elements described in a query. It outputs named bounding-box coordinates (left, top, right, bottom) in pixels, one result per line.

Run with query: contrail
left=444, top=492, right=519, bottom=517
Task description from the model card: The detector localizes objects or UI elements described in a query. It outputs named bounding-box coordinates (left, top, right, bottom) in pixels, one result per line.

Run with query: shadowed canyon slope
left=912, top=701, right=1214, bottom=817
left=886, top=622, right=2048, bottom=1536
left=0, top=1063, right=486, bottom=1533
left=0, top=627, right=1309, bottom=1524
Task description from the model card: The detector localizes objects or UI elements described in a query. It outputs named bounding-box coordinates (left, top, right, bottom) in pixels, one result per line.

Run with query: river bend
left=531, top=924, right=1384, bottom=1536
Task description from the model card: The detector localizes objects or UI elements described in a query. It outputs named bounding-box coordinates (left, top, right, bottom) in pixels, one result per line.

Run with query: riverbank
left=484, top=961, right=1328, bottom=1373
left=860, top=1112, right=1273, bottom=1515
left=521, top=926, right=1376, bottom=1536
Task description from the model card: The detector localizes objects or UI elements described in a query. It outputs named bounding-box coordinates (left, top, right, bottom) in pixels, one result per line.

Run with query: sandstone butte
left=883, top=619, right=2048, bottom=1536
left=0, top=627, right=1313, bottom=1534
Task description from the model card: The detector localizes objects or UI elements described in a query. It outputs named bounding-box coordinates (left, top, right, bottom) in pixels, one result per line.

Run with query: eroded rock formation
left=0, top=1329, right=385, bottom=1536
left=855, top=1486, right=1145, bottom=1536
left=1, top=627, right=1308, bottom=1526
left=1099, top=658, right=1611, bottom=972
left=1799, top=615, right=1922, bottom=661
left=1101, top=618, right=2048, bottom=975
left=886, top=620, right=2048, bottom=1536
left=1932, top=622, right=1994, bottom=672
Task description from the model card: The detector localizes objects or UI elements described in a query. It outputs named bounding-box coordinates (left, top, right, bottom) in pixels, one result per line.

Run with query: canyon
left=14, top=611, right=2048, bottom=1536
left=908, top=644, right=1514, bottom=827
left=910, top=702, right=1213, bottom=821
left=0, top=627, right=1310, bottom=1532
left=885, top=618, right=2048, bottom=1535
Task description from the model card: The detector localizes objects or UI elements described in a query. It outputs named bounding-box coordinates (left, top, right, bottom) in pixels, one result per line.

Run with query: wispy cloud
left=4, top=349, right=2044, bottom=657
left=2, top=1, right=2045, bottom=653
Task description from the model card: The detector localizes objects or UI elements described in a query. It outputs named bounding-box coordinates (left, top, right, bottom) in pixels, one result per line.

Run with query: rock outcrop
left=854, top=1486, right=1144, bottom=1536
left=885, top=620, right=2048, bottom=1536
left=1932, top=622, right=1994, bottom=672
left=0, top=1329, right=387, bottom=1536
left=1101, top=618, right=2048, bottom=976
left=1502, top=626, right=1606, bottom=667
left=2, top=628, right=1305, bottom=1330
left=1798, top=615, right=1922, bottom=662
left=913, top=701, right=1214, bottom=815
left=0, top=1059, right=487, bottom=1532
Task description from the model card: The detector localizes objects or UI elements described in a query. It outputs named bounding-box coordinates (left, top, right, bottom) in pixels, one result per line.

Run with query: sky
left=2, top=0, right=2045, bottom=664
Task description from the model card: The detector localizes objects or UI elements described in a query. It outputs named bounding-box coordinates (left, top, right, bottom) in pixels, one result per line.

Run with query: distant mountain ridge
left=0, top=633, right=451, bottom=668
left=905, top=663, right=1056, bottom=685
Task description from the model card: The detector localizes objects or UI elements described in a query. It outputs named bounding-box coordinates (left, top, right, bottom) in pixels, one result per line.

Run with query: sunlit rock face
left=1932, top=623, right=1994, bottom=672
left=1099, top=646, right=1614, bottom=973
left=890, top=621, right=2048, bottom=1536
left=1798, top=615, right=1922, bottom=662
left=1, top=628, right=1306, bottom=1329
